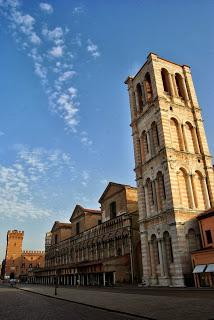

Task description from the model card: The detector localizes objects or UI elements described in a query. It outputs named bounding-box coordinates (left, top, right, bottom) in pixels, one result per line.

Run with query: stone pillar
left=149, top=241, right=156, bottom=277
left=161, top=240, right=169, bottom=277
left=181, top=77, right=189, bottom=101
left=172, top=74, right=179, bottom=96
left=157, top=239, right=164, bottom=277
left=169, top=73, right=175, bottom=96
left=147, top=131, right=152, bottom=156
left=187, top=174, right=195, bottom=208
left=202, top=177, right=211, bottom=209
left=144, top=185, right=150, bottom=217
left=192, top=127, right=200, bottom=154
left=113, top=272, right=116, bottom=285
left=155, top=179, right=161, bottom=212
left=178, top=124, right=185, bottom=151
left=140, top=228, right=151, bottom=285
left=181, top=124, right=189, bottom=152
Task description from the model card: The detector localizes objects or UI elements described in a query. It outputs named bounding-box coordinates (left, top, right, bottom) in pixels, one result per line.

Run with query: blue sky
left=0, top=0, right=214, bottom=261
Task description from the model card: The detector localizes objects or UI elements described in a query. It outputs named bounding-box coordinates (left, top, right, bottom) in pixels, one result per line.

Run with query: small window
left=205, top=230, right=213, bottom=244
left=76, top=222, right=80, bottom=234
left=98, top=219, right=101, bottom=225
left=110, top=201, right=117, bottom=219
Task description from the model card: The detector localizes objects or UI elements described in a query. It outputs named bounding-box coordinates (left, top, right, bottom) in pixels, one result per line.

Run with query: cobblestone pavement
left=0, top=286, right=149, bottom=320
left=16, top=284, right=214, bottom=320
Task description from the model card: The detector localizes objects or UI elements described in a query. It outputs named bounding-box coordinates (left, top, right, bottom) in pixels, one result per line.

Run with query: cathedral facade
left=125, top=53, right=214, bottom=286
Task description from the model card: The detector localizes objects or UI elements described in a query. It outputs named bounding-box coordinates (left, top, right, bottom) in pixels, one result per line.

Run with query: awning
left=193, top=264, right=206, bottom=273
left=205, top=264, right=214, bottom=273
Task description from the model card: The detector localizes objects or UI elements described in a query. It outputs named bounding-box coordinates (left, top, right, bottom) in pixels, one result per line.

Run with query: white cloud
left=80, top=131, right=93, bottom=147
left=39, top=2, right=53, bottom=14
left=49, top=45, right=64, bottom=58
left=0, top=131, right=5, bottom=137
left=58, top=70, right=76, bottom=82
left=72, top=6, right=84, bottom=15
left=30, top=32, right=41, bottom=45
left=81, top=170, right=89, bottom=187
left=87, top=39, right=100, bottom=58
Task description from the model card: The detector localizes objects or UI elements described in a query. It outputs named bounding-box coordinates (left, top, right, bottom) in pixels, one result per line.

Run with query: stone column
left=169, top=73, right=175, bottom=96
left=191, top=174, right=198, bottom=208
left=172, top=74, right=179, bottom=96
left=187, top=174, right=195, bottom=208
left=192, top=127, right=200, bottom=154
left=161, top=240, right=169, bottom=277
left=202, top=177, right=211, bottom=209
left=181, top=124, right=189, bottom=152
left=144, top=185, right=150, bottom=217
left=181, top=77, right=189, bottom=101
left=147, top=131, right=152, bottom=156
left=155, top=179, right=161, bottom=212
left=178, top=124, right=185, bottom=151
left=157, top=239, right=164, bottom=277
left=148, top=241, right=156, bottom=277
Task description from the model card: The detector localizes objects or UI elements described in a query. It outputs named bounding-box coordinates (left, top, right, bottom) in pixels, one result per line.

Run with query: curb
left=18, top=287, right=156, bottom=320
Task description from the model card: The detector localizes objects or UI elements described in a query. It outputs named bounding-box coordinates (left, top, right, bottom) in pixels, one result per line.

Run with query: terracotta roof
left=197, top=208, right=214, bottom=220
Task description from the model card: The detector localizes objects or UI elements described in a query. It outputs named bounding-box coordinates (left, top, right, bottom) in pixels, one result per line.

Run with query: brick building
left=30, top=182, right=142, bottom=285
left=3, top=230, right=44, bottom=280
left=125, top=53, right=214, bottom=286
left=192, top=209, right=214, bottom=287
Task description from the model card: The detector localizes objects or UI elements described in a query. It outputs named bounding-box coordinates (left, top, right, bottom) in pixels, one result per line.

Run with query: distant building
left=192, top=209, right=214, bottom=287
left=31, top=182, right=142, bottom=286
left=4, top=230, right=44, bottom=280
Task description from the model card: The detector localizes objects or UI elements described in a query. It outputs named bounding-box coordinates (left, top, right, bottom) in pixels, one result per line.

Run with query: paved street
left=0, top=286, right=147, bottom=320
left=7, top=284, right=214, bottom=320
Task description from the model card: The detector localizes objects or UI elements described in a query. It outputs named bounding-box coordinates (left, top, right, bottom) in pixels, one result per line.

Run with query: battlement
left=7, top=230, right=24, bottom=236
left=22, top=250, right=44, bottom=255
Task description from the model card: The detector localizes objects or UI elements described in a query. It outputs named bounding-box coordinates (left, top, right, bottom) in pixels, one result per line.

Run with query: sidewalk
left=18, top=284, right=214, bottom=320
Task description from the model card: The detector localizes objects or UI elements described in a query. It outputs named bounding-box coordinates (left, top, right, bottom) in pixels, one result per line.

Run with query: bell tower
left=125, top=53, right=214, bottom=286
left=5, top=230, right=24, bottom=278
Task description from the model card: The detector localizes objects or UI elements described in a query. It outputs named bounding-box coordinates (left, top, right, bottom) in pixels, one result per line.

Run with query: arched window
left=156, top=172, right=166, bottom=211
left=170, top=118, right=182, bottom=151
left=177, top=168, right=191, bottom=208
left=151, top=234, right=159, bottom=266
left=140, top=131, right=149, bottom=161
left=136, top=83, right=143, bottom=112
left=185, top=122, right=198, bottom=154
left=175, top=73, right=186, bottom=99
left=161, top=68, right=171, bottom=94
left=146, top=178, right=154, bottom=211
left=163, top=231, right=174, bottom=264
left=151, top=122, right=160, bottom=152
left=187, top=229, right=199, bottom=252
left=193, top=171, right=206, bottom=209
left=144, top=72, right=153, bottom=103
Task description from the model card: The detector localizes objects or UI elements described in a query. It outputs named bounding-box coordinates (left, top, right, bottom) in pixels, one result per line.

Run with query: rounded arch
left=144, top=72, right=153, bottom=103
left=161, top=68, right=171, bottom=94
left=136, top=83, right=143, bottom=112
left=177, top=167, right=192, bottom=208
left=140, top=130, right=149, bottom=161
left=146, top=177, right=154, bottom=213
left=170, top=117, right=182, bottom=151
left=193, top=170, right=206, bottom=209
left=175, top=73, right=186, bottom=99
left=187, top=228, right=199, bottom=252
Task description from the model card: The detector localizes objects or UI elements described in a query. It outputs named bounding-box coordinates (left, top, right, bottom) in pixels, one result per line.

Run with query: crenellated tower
left=5, top=230, right=24, bottom=278
left=125, top=53, right=214, bottom=286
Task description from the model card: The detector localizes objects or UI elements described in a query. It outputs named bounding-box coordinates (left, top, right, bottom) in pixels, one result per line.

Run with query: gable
left=69, top=205, right=85, bottom=222
left=99, top=182, right=125, bottom=204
